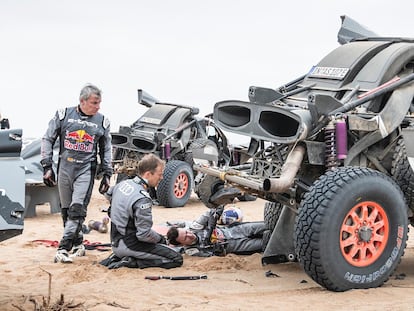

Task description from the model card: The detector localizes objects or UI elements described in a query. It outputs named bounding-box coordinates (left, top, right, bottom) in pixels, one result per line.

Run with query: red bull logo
left=210, top=228, right=225, bottom=243
left=64, top=130, right=95, bottom=153
left=65, top=130, right=95, bottom=143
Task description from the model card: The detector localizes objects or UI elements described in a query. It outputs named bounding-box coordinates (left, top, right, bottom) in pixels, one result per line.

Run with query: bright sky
left=1, top=0, right=413, bottom=142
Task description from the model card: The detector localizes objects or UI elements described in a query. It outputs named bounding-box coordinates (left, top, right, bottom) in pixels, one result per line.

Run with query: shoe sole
left=54, top=258, right=73, bottom=263
left=54, top=255, right=73, bottom=263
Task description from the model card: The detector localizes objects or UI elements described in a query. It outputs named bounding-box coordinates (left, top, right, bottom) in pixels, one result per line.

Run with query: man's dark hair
left=167, top=226, right=180, bottom=245
left=137, top=154, right=164, bottom=175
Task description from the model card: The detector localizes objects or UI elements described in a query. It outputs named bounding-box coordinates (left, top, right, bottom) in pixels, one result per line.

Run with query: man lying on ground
left=166, top=208, right=265, bottom=257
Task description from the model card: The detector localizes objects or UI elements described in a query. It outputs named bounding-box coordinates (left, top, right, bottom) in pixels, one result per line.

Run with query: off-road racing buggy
left=194, top=15, right=414, bottom=292
left=0, top=129, right=25, bottom=242
left=111, top=90, right=239, bottom=208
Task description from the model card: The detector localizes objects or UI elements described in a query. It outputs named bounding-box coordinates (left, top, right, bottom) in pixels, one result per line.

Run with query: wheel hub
left=357, top=226, right=373, bottom=242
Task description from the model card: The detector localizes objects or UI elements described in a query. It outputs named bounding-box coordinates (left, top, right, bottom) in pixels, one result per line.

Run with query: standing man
left=41, top=83, right=113, bottom=263
left=103, top=154, right=183, bottom=269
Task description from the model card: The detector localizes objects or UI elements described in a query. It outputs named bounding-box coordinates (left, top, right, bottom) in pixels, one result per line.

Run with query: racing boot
left=71, top=244, right=86, bottom=257
left=54, top=249, right=73, bottom=263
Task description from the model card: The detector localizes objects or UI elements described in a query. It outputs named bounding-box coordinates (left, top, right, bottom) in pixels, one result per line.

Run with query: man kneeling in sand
left=101, top=154, right=183, bottom=269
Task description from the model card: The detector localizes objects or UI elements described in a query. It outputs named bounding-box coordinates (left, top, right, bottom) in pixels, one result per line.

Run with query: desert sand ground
left=1, top=182, right=414, bottom=311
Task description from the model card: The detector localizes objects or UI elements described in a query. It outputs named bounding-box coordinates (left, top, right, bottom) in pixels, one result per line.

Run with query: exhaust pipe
left=194, top=144, right=305, bottom=193
left=193, top=164, right=264, bottom=191
left=262, top=145, right=305, bottom=192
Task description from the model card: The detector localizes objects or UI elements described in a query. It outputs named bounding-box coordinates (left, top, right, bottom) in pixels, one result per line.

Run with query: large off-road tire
left=391, top=138, right=414, bottom=218
left=264, top=201, right=283, bottom=230
left=262, top=230, right=272, bottom=252
left=157, top=160, right=193, bottom=208
left=295, top=167, right=408, bottom=292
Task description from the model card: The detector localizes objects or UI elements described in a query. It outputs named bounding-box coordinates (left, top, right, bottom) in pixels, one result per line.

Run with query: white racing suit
left=41, top=106, right=113, bottom=252
left=107, top=176, right=183, bottom=269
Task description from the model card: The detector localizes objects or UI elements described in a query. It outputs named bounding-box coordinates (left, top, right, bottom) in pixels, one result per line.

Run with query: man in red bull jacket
left=41, top=83, right=113, bottom=263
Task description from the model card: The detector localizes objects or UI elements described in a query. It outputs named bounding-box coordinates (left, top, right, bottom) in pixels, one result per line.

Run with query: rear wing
left=337, top=15, right=378, bottom=44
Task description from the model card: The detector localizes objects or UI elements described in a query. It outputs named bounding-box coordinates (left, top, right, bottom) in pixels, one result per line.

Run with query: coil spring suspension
left=325, top=120, right=339, bottom=169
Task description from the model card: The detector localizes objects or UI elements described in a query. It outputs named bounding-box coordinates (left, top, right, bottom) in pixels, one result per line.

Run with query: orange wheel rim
left=173, top=173, right=189, bottom=199
left=340, top=201, right=389, bottom=267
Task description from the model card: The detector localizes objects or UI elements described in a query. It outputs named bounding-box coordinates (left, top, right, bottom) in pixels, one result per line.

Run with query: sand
left=1, top=183, right=414, bottom=311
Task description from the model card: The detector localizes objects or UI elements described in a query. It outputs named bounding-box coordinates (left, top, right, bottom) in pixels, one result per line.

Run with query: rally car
left=194, top=15, right=414, bottom=291
left=0, top=129, right=25, bottom=242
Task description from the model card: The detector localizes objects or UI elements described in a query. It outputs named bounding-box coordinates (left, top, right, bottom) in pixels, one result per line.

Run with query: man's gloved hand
left=212, top=242, right=227, bottom=257
left=43, top=166, right=57, bottom=187
left=99, top=175, right=111, bottom=194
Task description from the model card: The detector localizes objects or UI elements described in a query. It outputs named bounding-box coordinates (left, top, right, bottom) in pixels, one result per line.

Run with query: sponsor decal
left=68, top=118, right=98, bottom=128
left=118, top=182, right=134, bottom=196
left=140, top=202, right=152, bottom=210
left=211, top=228, right=225, bottom=243
left=57, top=108, right=66, bottom=120
left=64, top=129, right=95, bottom=153
left=343, top=225, right=405, bottom=284
left=65, top=129, right=95, bottom=143
left=103, top=116, right=110, bottom=129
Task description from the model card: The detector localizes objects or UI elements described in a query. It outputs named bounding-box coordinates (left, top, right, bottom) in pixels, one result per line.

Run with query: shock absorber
left=325, top=116, right=348, bottom=169
left=325, top=119, right=338, bottom=169
left=162, top=141, right=171, bottom=160
left=335, top=116, right=348, bottom=160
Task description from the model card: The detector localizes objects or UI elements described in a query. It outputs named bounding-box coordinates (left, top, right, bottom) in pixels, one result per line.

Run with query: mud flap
left=262, top=205, right=296, bottom=265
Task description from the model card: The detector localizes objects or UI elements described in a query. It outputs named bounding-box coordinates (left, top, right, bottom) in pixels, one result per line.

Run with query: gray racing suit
left=189, top=211, right=265, bottom=255
left=41, top=106, right=113, bottom=251
left=107, top=176, right=183, bottom=269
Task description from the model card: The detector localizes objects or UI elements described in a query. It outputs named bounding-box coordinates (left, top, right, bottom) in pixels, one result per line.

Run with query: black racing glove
left=99, top=174, right=111, bottom=194
left=212, top=242, right=227, bottom=257
left=42, top=163, right=57, bottom=187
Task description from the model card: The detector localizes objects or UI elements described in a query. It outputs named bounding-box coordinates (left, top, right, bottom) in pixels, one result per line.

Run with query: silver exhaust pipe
left=262, top=145, right=305, bottom=192
left=194, top=144, right=305, bottom=193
